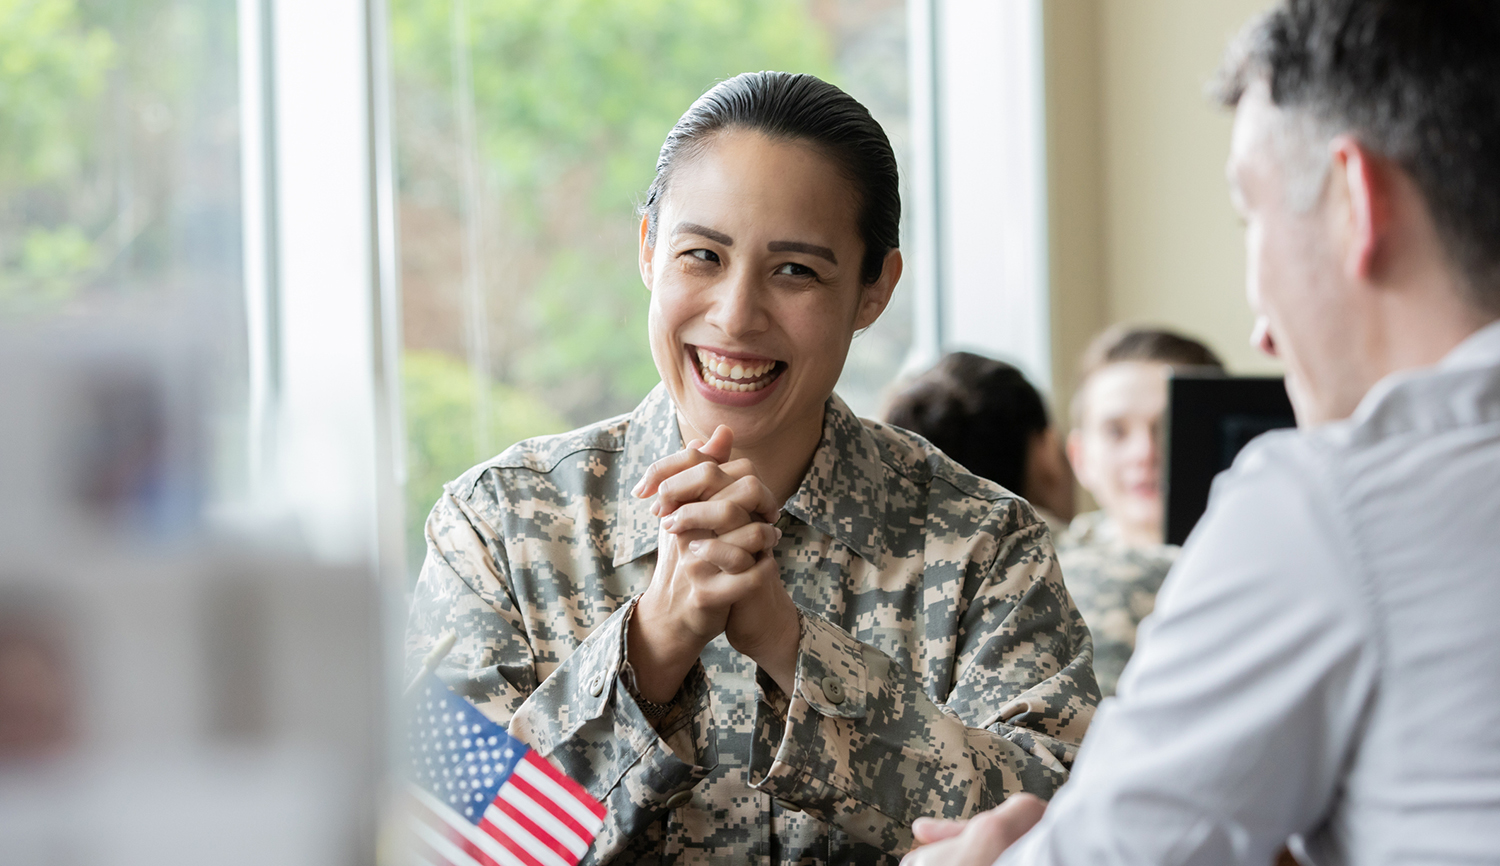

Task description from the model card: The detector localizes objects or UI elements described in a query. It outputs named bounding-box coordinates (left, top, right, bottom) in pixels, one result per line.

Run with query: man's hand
left=627, top=426, right=800, bottom=701
left=901, top=795, right=1048, bottom=866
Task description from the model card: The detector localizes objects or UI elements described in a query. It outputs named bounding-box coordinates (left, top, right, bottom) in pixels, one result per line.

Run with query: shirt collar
left=1439, top=317, right=1500, bottom=371
left=611, top=384, right=682, bottom=568
left=610, top=388, right=889, bottom=569
left=780, top=394, right=889, bottom=569
left=1350, top=317, right=1500, bottom=426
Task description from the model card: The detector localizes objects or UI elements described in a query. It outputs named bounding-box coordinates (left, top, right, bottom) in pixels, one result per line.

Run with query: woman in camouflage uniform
left=406, top=71, right=1098, bottom=865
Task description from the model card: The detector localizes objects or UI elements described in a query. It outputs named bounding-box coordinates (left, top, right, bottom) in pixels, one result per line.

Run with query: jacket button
left=820, top=676, right=846, bottom=704
left=664, top=790, right=692, bottom=809
left=588, top=674, right=605, bottom=697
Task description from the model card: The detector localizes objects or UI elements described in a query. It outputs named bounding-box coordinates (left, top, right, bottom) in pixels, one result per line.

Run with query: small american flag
left=404, top=674, right=606, bottom=866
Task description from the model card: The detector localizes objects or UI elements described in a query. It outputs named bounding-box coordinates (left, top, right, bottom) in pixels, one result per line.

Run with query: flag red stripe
left=477, top=814, right=549, bottom=866
left=506, top=771, right=592, bottom=844
left=411, top=797, right=504, bottom=866
left=523, top=752, right=607, bottom=820
left=493, top=796, right=576, bottom=864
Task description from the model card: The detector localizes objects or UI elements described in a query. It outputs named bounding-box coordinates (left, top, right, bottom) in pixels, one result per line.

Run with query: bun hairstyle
left=641, top=71, right=900, bottom=285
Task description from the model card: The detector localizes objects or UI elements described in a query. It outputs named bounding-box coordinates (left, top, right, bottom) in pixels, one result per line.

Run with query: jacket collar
left=611, top=386, right=889, bottom=569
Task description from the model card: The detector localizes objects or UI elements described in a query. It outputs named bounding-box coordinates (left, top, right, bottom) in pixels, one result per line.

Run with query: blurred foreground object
left=0, top=321, right=385, bottom=865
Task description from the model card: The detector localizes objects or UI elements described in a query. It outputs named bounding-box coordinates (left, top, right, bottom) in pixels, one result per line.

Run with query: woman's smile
left=689, top=345, right=786, bottom=404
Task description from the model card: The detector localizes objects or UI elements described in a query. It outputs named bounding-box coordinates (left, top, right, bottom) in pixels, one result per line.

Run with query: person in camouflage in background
left=406, top=72, right=1098, bottom=864
left=1058, top=327, right=1223, bottom=697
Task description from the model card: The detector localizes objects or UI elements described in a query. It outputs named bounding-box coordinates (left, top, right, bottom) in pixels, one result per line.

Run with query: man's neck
left=1367, top=273, right=1496, bottom=383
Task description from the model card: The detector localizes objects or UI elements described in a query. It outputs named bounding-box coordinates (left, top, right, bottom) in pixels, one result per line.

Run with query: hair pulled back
left=642, top=71, right=900, bottom=285
left=883, top=352, right=1050, bottom=497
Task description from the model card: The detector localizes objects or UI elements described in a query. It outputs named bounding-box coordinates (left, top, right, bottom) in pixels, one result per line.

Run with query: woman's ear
left=638, top=213, right=654, bottom=291
left=853, top=248, right=903, bottom=331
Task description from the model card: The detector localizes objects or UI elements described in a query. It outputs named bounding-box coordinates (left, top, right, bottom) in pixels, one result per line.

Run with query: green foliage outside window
left=0, top=0, right=115, bottom=307
left=402, top=350, right=569, bottom=567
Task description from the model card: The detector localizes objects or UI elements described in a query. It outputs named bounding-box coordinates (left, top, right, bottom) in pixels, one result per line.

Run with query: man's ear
left=854, top=248, right=903, bottom=331
left=1329, top=135, right=1388, bottom=283
left=638, top=214, right=654, bottom=291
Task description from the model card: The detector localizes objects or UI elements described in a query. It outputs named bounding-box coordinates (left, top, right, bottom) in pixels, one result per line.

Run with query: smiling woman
left=406, top=72, right=1099, bottom=865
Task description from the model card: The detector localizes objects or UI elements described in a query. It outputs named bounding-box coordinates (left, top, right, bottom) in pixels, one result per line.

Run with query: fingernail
left=632, top=481, right=644, bottom=497
left=687, top=540, right=703, bottom=554
left=661, top=515, right=677, bottom=532
left=650, top=501, right=662, bottom=516
left=774, top=527, right=783, bottom=542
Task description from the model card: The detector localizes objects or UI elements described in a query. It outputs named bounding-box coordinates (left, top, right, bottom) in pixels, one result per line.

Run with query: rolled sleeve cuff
left=509, top=597, right=718, bottom=815
left=747, top=604, right=871, bottom=813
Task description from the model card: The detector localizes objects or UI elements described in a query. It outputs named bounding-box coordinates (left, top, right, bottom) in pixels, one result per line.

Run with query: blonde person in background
left=1060, top=327, right=1223, bottom=697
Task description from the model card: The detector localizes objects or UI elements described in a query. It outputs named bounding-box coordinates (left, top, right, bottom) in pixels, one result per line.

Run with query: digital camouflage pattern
left=1056, top=511, right=1179, bottom=698
left=406, top=385, right=1099, bottom=864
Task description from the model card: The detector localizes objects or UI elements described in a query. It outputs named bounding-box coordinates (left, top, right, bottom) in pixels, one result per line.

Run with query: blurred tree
left=389, top=0, right=833, bottom=425
left=0, top=0, right=115, bottom=305
left=0, top=0, right=114, bottom=185
left=402, top=349, right=569, bottom=571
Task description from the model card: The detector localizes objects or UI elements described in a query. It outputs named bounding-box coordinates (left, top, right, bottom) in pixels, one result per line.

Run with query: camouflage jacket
left=1056, top=512, right=1178, bottom=698
left=406, top=385, right=1098, bottom=864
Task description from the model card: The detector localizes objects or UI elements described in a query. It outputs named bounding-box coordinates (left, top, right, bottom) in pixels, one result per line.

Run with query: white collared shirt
left=1001, top=319, right=1500, bottom=865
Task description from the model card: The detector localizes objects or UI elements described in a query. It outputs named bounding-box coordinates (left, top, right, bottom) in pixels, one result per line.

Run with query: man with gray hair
left=902, top=0, right=1500, bottom=863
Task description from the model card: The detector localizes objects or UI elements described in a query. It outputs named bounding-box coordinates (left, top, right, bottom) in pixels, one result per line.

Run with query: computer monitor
left=1164, top=374, right=1296, bottom=546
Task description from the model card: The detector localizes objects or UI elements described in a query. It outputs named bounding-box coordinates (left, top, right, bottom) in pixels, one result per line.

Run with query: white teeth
left=694, top=348, right=779, bottom=392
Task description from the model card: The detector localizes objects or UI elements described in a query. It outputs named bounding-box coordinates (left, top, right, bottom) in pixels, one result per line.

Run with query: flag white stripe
left=484, top=803, right=572, bottom=866
left=411, top=786, right=525, bottom=866
left=409, top=816, right=484, bottom=866
left=497, top=783, right=589, bottom=857
left=514, top=758, right=606, bottom=833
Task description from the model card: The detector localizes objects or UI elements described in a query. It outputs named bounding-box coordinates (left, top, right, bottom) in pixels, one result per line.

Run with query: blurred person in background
left=1061, top=327, right=1224, bottom=697
left=406, top=72, right=1097, bottom=864
left=902, top=0, right=1500, bottom=863
left=883, top=352, right=1075, bottom=538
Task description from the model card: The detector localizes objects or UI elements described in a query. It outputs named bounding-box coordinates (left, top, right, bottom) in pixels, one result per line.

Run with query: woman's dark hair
left=883, top=352, right=1049, bottom=496
left=642, top=71, right=900, bottom=285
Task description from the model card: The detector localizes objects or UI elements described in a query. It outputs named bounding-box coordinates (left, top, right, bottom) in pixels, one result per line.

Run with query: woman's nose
left=704, top=268, right=769, bottom=338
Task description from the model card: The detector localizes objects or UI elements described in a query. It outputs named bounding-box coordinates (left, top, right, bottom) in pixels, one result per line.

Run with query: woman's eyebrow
left=672, top=222, right=734, bottom=246
left=768, top=240, right=837, bottom=264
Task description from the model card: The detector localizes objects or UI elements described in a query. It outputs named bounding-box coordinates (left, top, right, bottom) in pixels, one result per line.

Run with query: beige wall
left=1045, top=0, right=1280, bottom=422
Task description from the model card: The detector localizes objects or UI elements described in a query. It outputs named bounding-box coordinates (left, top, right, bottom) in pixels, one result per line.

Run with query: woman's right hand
left=626, top=425, right=781, bottom=703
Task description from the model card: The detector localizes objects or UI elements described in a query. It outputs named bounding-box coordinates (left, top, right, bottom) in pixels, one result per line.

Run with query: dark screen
left=1164, top=375, right=1296, bottom=546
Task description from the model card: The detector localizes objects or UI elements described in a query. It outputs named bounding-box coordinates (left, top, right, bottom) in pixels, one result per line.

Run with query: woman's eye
left=774, top=262, right=815, bottom=278
left=686, top=249, right=720, bottom=264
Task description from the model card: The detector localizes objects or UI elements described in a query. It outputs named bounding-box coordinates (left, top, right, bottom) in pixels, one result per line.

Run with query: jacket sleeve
left=405, top=488, right=719, bottom=862
left=745, top=513, right=1099, bottom=853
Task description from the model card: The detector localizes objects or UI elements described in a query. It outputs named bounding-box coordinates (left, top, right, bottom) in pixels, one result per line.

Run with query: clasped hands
left=626, top=425, right=802, bottom=706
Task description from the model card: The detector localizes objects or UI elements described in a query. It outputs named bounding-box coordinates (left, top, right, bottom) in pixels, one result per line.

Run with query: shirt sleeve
left=745, top=513, right=1099, bottom=853
left=999, top=438, right=1379, bottom=866
left=405, top=488, right=718, bottom=862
